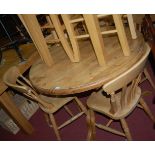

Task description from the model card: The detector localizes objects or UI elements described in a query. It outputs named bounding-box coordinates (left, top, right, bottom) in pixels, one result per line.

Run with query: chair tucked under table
left=3, top=66, right=87, bottom=140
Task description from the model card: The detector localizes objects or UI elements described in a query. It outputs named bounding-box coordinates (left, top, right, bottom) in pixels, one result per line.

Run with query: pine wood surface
left=86, top=46, right=154, bottom=140
left=3, top=66, right=87, bottom=140
left=29, top=29, right=148, bottom=95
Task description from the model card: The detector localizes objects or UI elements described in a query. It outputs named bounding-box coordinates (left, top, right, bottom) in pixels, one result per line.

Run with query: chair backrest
left=61, top=14, right=130, bottom=66
left=3, top=66, right=53, bottom=109
left=102, top=44, right=150, bottom=114
left=103, top=43, right=150, bottom=94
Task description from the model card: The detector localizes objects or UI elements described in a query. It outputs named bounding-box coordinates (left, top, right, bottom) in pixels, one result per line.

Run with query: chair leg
left=44, top=112, right=52, bottom=127
left=120, top=118, right=132, bottom=140
left=86, top=109, right=96, bottom=140
left=139, top=98, right=155, bottom=123
left=74, top=97, right=87, bottom=114
left=143, top=68, right=155, bottom=90
left=49, top=114, right=61, bottom=140
left=64, top=105, right=74, bottom=117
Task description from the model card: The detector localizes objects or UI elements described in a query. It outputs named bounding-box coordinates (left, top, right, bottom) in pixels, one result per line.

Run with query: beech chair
left=61, top=14, right=130, bottom=66
left=86, top=44, right=155, bottom=140
left=3, top=66, right=87, bottom=140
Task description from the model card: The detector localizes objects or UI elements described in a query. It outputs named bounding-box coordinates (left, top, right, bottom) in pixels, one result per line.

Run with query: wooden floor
left=0, top=43, right=36, bottom=79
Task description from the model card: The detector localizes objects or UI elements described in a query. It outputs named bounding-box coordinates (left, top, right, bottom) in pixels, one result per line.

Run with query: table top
left=29, top=30, right=148, bottom=95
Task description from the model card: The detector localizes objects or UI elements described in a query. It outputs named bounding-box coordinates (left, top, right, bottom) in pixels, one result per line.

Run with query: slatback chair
left=3, top=66, right=87, bottom=140
left=87, top=44, right=155, bottom=140
left=61, top=14, right=130, bottom=66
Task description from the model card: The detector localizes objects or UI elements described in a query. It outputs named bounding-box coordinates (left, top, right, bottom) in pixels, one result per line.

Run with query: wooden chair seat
left=3, top=66, right=87, bottom=140
left=39, top=94, right=74, bottom=113
left=87, top=86, right=141, bottom=120
left=86, top=47, right=155, bottom=140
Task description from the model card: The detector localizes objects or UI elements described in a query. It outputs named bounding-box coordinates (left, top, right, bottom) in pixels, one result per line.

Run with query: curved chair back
left=103, top=44, right=150, bottom=114
left=3, top=66, right=53, bottom=109
left=103, top=44, right=150, bottom=94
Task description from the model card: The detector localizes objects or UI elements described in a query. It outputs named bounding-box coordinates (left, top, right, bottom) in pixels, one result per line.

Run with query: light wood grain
left=86, top=44, right=155, bottom=140
left=29, top=29, right=145, bottom=95
left=83, top=14, right=106, bottom=66
left=61, top=14, right=80, bottom=62
left=127, top=14, right=137, bottom=39
left=49, top=15, right=75, bottom=62
left=3, top=66, right=87, bottom=140
left=20, top=14, right=53, bottom=66
left=113, top=14, right=131, bottom=56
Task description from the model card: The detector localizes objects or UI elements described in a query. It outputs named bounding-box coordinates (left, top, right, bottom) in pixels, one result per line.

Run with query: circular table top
left=29, top=33, right=147, bottom=95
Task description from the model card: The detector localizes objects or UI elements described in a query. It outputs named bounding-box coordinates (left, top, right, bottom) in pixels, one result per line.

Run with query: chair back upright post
left=3, top=66, right=54, bottom=109
left=112, top=14, right=130, bottom=56
left=60, top=14, right=131, bottom=66
left=61, top=14, right=81, bottom=62
left=126, top=14, right=137, bottom=39
left=83, top=14, right=106, bottom=66
left=19, top=15, right=54, bottom=67
left=49, top=15, right=75, bottom=62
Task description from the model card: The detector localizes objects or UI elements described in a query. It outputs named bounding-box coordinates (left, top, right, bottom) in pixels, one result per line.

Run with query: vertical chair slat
left=19, top=14, right=54, bottom=66
left=83, top=14, right=106, bottom=66
left=113, top=14, right=131, bottom=56
left=49, top=14, right=75, bottom=62
left=61, top=14, right=80, bottom=62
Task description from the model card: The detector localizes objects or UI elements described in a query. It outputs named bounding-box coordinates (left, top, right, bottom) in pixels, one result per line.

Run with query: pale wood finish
left=19, top=14, right=53, bottom=66
left=127, top=14, right=137, bottom=39
left=103, top=45, right=149, bottom=93
left=18, top=15, right=31, bottom=36
left=49, top=15, right=75, bottom=62
left=29, top=30, right=145, bottom=95
left=113, top=14, right=131, bottom=56
left=83, top=14, right=106, bottom=66
left=60, top=14, right=131, bottom=66
left=34, top=15, right=66, bottom=46
left=120, top=118, right=132, bottom=140
left=36, top=15, right=62, bottom=45
left=3, top=66, right=87, bottom=140
left=0, top=47, right=38, bottom=134
left=43, top=15, right=59, bottom=42
left=61, top=14, right=80, bottom=62
left=86, top=109, right=96, bottom=140
left=19, top=14, right=130, bottom=66
left=87, top=46, right=155, bottom=140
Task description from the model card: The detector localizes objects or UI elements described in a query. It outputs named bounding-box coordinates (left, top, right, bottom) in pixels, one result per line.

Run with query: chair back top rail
left=3, top=66, right=54, bottom=109
left=103, top=43, right=150, bottom=94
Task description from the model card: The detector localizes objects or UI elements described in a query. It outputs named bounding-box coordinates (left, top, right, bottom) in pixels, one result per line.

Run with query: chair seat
left=39, top=94, right=74, bottom=113
left=87, top=86, right=141, bottom=120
